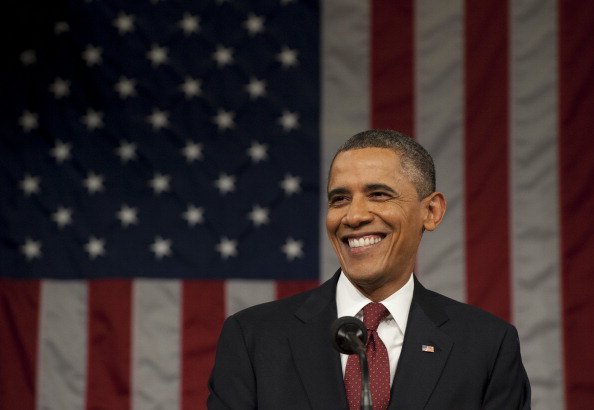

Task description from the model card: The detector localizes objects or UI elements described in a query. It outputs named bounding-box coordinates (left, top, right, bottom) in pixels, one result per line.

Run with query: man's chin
left=343, top=268, right=385, bottom=289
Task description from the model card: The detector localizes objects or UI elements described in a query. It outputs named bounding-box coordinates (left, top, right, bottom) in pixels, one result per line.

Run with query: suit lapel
left=289, top=271, right=347, bottom=409
left=389, top=278, right=453, bottom=409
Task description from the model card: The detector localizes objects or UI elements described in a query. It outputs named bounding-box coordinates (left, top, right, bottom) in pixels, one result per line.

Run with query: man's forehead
left=326, top=148, right=412, bottom=193
left=332, top=146, right=402, bottom=169
left=329, top=148, right=403, bottom=177
left=333, top=146, right=401, bottom=161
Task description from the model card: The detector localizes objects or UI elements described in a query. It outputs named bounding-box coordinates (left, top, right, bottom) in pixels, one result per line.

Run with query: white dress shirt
left=335, top=271, right=414, bottom=386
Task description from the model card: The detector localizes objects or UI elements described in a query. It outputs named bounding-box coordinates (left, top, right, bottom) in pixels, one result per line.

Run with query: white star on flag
left=212, top=45, right=234, bottom=67
left=113, top=11, right=135, bottom=35
left=178, top=13, right=200, bottom=35
left=181, top=141, right=203, bottom=162
left=50, top=140, right=72, bottom=163
left=85, top=236, right=106, bottom=259
left=278, top=110, right=300, bottom=132
left=20, top=50, right=36, bottom=66
left=180, top=77, right=202, bottom=99
left=150, top=236, right=172, bottom=259
left=277, top=46, right=298, bottom=68
left=54, top=21, right=69, bottom=35
left=148, top=173, right=171, bottom=195
left=81, top=109, right=104, bottom=131
left=244, top=14, right=265, bottom=36
left=115, top=140, right=138, bottom=163
left=83, top=172, right=105, bottom=194
left=146, top=44, right=169, bottom=67
left=247, top=141, right=268, bottom=163
left=81, top=45, right=103, bottom=66
left=19, top=174, right=41, bottom=196
left=245, top=77, right=267, bottom=100
left=52, top=206, right=73, bottom=229
left=49, top=77, right=71, bottom=99
left=21, top=238, right=42, bottom=261
left=248, top=205, right=269, bottom=227
left=18, top=110, right=38, bottom=132
left=182, top=204, right=204, bottom=226
left=214, top=173, right=236, bottom=195
left=147, top=108, right=169, bottom=131
left=212, top=109, right=236, bottom=131
left=116, top=205, right=139, bottom=227
left=281, top=237, right=304, bottom=261
left=216, top=237, right=238, bottom=259
left=114, top=76, right=137, bottom=99
left=280, top=174, right=301, bottom=196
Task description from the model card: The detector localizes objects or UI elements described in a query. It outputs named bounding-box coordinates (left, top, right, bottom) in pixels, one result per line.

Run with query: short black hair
left=331, top=129, right=436, bottom=199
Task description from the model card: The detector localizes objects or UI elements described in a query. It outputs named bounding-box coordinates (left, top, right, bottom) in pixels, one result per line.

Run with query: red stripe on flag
left=181, top=281, right=225, bottom=410
left=558, top=2, right=594, bottom=408
left=86, top=280, right=132, bottom=410
left=371, top=0, right=414, bottom=134
left=276, top=280, right=319, bottom=300
left=0, top=279, right=40, bottom=410
left=463, top=0, right=511, bottom=321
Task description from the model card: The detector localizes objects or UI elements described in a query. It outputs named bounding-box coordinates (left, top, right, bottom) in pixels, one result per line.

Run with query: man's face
left=326, top=147, right=438, bottom=300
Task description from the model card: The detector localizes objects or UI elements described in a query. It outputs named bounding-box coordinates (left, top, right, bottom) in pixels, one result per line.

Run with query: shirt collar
left=336, top=271, right=414, bottom=335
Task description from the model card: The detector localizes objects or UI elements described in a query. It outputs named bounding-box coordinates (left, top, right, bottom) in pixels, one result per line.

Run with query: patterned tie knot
left=363, top=302, right=388, bottom=332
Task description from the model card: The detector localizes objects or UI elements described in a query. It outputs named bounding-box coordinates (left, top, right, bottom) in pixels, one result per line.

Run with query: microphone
left=331, top=316, right=372, bottom=410
left=331, top=316, right=367, bottom=354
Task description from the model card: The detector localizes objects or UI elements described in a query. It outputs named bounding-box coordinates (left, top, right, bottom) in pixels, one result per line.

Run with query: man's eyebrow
left=327, top=184, right=398, bottom=200
left=365, top=183, right=397, bottom=194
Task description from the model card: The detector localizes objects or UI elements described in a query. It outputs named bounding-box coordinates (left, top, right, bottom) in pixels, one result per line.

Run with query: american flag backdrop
left=1, top=1, right=593, bottom=409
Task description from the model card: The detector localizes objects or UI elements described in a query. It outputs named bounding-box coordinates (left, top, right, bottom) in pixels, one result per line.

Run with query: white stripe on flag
left=510, top=1, right=564, bottom=408
left=37, top=280, right=87, bottom=410
left=225, top=280, right=275, bottom=316
left=132, top=280, right=181, bottom=410
left=415, top=0, right=466, bottom=302
left=320, top=0, right=370, bottom=281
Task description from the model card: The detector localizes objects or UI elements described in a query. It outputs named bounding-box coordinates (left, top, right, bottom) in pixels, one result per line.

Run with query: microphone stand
left=346, top=332, right=372, bottom=410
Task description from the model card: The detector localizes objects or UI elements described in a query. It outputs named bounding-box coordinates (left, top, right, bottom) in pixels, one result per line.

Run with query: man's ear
left=422, top=192, right=446, bottom=231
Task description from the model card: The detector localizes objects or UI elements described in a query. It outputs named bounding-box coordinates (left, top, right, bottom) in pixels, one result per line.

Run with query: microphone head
left=330, top=316, right=367, bottom=355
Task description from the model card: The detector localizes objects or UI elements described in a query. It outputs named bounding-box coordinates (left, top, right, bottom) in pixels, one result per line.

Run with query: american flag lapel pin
left=421, top=344, right=435, bottom=353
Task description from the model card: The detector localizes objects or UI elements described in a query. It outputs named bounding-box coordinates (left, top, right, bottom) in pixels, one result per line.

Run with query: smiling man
left=326, top=141, right=444, bottom=303
left=208, top=130, right=531, bottom=409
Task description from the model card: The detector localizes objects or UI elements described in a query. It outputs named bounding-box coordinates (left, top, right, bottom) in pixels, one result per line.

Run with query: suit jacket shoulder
left=415, top=280, right=514, bottom=337
left=208, top=274, right=346, bottom=410
left=391, top=277, right=531, bottom=409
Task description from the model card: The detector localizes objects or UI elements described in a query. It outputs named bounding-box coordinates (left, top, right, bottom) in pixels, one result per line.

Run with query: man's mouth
left=346, top=235, right=384, bottom=249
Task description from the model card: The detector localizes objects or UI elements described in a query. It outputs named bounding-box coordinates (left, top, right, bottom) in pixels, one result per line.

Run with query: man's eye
left=370, top=192, right=389, bottom=199
left=329, top=196, right=347, bottom=205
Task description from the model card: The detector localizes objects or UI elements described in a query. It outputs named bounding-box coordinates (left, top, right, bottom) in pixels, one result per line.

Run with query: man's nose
left=342, top=196, right=372, bottom=227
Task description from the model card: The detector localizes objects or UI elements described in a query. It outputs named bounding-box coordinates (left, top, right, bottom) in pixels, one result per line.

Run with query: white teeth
left=348, top=236, right=382, bottom=248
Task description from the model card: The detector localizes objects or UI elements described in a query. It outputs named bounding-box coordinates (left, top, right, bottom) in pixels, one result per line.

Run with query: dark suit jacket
left=208, top=271, right=530, bottom=409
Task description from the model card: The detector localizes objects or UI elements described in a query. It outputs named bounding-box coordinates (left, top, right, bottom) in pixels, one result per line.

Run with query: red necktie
left=344, top=302, right=391, bottom=410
